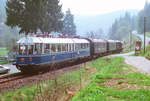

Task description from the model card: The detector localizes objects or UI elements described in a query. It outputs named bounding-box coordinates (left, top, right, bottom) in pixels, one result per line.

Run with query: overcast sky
left=60, top=0, right=149, bottom=15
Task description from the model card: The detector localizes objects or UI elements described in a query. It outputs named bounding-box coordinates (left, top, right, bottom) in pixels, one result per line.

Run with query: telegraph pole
left=130, top=30, right=132, bottom=51
left=144, top=17, right=146, bottom=54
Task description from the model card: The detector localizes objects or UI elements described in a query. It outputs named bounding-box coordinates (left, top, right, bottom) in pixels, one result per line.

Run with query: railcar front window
left=18, top=45, right=28, bottom=55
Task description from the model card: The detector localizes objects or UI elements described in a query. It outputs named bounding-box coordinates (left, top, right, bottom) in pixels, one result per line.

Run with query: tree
left=62, top=9, right=76, bottom=36
left=109, top=12, right=135, bottom=40
left=137, top=1, right=150, bottom=34
left=5, top=0, right=63, bottom=34
left=40, top=0, right=63, bottom=33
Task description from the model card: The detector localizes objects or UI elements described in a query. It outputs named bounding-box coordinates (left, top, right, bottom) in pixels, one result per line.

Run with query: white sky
left=60, top=0, right=150, bottom=15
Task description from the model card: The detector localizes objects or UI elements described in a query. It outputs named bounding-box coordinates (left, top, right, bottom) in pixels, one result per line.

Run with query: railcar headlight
left=21, top=58, right=24, bottom=62
left=29, top=57, right=32, bottom=61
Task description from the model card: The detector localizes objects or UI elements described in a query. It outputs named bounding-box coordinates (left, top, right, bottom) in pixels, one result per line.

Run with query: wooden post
left=130, top=31, right=132, bottom=51
left=84, top=62, right=86, bottom=68
left=144, top=17, right=146, bottom=54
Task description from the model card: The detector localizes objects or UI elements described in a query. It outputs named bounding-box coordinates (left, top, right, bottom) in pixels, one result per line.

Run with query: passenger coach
left=15, top=37, right=90, bottom=72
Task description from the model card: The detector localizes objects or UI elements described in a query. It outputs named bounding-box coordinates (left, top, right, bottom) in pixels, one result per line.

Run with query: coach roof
left=17, top=37, right=89, bottom=45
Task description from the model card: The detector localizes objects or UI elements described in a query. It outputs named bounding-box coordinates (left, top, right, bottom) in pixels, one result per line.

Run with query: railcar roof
left=92, top=39, right=107, bottom=43
left=17, top=37, right=89, bottom=45
left=107, top=40, right=118, bottom=43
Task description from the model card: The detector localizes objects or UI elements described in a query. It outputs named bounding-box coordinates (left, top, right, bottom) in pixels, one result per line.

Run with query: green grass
left=146, top=32, right=150, bottom=38
left=132, top=45, right=150, bottom=59
left=72, top=57, right=150, bottom=101
left=123, top=34, right=141, bottom=52
left=0, top=67, right=91, bottom=101
left=0, top=48, right=9, bottom=56
left=0, top=61, right=10, bottom=65
left=1, top=57, right=150, bottom=101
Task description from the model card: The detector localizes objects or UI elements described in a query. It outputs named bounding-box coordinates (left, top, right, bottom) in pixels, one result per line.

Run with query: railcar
left=107, top=40, right=117, bottom=54
left=90, top=39, right=107, bottom=57
left=15, top=37, right=90, bottom=72
left=116, top=40, right=123, bottom=53
left=14, top=36, right=123, bottom=73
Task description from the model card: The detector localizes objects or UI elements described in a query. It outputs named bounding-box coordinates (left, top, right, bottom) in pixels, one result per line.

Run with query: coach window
left=86, top=43, right=88, bottom=48
left=79, top=43, right=81, bottom=49
left=57, top=44, right=61, bottom=52
left=25, top=45, right=28, bottom=55
left=34, top=44, right=37, bottom=54
left=75, top=43, right=79, bottom=50
left=84, top=43, right=86, bottom=49
left=67, top=44, right=70, bottom=52
left=75, top=43, right=78, bottom=50
left=87, top=43, right=89, bottom=48
left=81, top=43, right=83, bottom=49
left=69, top=44, right=72, bottom=51
left=44, top=44, right=50, bottom=54
left=51, top=44, right=56, bottom=53
left=69, top=44, right=71, bottom=52
left=62, top=44, right=67, bottom=52
left=28, top=45, right=33, bottom=55
left=78, top=43, right=80, bottom=50
left=65, top=44, right=68, bottom=52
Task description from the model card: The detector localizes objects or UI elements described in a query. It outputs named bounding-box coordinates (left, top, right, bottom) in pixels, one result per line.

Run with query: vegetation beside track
left=0, top=64, right=94, bottom=101
left=72, top=57, right=150, bottom=101
left=123, top=34, right=141, bottom=52
left=0, top=61, right=11, bottom=65
left=0, top=48, right=8, bottom=56
left=132, top=45, right=150, bottom=60
left=146, top=32, right=150, bottom=38
left=1, top=57, right=150, bottom=101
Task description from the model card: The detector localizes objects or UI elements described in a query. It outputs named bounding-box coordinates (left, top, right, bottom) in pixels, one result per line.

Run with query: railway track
left=0, top=73, right=27, bottom=84
left=0, top=59, right=88, bottom=93
left=0, top=55, right=104, bottom=93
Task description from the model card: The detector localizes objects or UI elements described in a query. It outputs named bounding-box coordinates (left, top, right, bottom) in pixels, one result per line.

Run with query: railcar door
left=106, top=41, right=109, bottom=53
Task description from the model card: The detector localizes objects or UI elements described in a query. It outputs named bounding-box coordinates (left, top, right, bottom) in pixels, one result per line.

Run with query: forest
left=109, top=1, right=150, bottom=40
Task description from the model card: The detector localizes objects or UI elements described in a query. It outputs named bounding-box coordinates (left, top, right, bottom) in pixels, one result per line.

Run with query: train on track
left=14, top=35, right=123, bottom=73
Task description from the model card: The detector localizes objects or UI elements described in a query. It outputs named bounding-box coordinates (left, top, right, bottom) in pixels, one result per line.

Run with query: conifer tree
left=62, top=9, right=76, bottom=36
left=5, top=0, right=63, bottom=34
left=137, top=1, right=150, bottom=33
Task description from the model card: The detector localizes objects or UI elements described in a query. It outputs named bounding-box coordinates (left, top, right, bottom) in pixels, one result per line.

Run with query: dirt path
left=108, top=52, right=150, bottom=75
left=124, top=56, right=150, bottom=74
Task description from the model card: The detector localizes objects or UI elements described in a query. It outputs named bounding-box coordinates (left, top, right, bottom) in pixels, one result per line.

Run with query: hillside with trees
left=0, top=0, right=19, bottom=49
left=75, top=10, right=138, bottom=36
left=109, top=13, right=136, bottom=40
left=137, top=1, right=150, bottom=34
left=109, top=1, right=150, bottom=40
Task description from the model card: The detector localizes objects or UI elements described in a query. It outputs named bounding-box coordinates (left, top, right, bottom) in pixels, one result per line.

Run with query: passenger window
left=69, top=44, right=72, bottom=51
left=57, top=44, right=61, bottom=52
left=62, top=44, right=67, bottom=52
left=44, top=44, right=50, bottom=54
left=75, top=44, right=78, bottom=50
left=51, top=44, right=56, bottom=53
left=28, top=45, right=33, bottom=55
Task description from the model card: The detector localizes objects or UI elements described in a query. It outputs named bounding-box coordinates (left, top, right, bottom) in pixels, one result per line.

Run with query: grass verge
left=1, top=57, right=150, bottom=101
left=132, top=45, right=150, bottom=59
left=123, top=34, right=141, bottom=52
left=0, top=48, right=8, bottom=56
left=72, top=57, right=150, bottom=101
left=0, top=64, right=94, bottom=101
